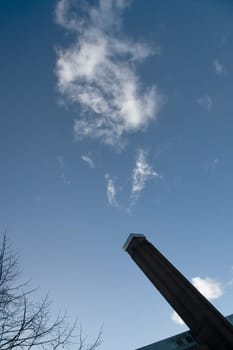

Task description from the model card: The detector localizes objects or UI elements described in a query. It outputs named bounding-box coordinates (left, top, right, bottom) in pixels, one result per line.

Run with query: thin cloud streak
left=55, top=0, right=163, bottom=146
left=81, top=154, right=95, bottom=168
left=105, top=174, right=118, bottom=207
left=56, top=154, right=71, bottom=185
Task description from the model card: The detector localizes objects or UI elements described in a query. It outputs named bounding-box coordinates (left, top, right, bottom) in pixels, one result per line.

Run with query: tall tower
left=123, top=234, right=233, bottom=350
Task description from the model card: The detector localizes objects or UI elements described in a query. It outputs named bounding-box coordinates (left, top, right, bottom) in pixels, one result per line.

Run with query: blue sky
left=1, top=0, right=233, bottom=349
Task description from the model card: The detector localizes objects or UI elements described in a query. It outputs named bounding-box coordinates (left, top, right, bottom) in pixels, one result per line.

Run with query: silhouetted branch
left=0, top=235, right=101, bottom=350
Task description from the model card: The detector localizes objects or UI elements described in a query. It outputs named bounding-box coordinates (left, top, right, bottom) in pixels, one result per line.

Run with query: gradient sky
left=1, top=1, right=233, bottom=349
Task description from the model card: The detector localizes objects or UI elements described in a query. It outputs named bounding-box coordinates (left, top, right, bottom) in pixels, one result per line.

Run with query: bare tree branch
left=0, top=235, right=101, bottom=350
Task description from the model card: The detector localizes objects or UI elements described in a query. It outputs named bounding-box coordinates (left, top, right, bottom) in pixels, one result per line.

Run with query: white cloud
left=213, top=59, right=223, bottom=75
left=191, top=277, right=223, bottom=300
left=131, top=149, right=160, bottom=204
left=105, top=174, right=118, bottom=207
left=171, top=312, right=185, bottom=326
left=81, top=154, right=95, bottom=168
left=55, top=0, right=163, bottom=146
left=197, top=95, right=212, bottom=112
left=171, top=276, right=224, bottom=326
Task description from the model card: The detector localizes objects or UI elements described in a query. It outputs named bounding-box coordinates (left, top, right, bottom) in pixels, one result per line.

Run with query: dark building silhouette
left=123, top=234, right=233, bottom=350
left=137, top=314, right=233, bottom=350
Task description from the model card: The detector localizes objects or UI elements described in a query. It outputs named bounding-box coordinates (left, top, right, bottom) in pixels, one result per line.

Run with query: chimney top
left=123, top=233, right=146, bottom=251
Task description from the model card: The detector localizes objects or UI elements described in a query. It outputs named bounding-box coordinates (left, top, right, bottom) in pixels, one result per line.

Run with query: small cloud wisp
left=105, top=174, right=118, bottom=207
left=81, top=154, right=95, bottom=168
left=197, top=95, right=212, bottom=113
left=213, top=59, right=223, bottom=75
left=56, top=154, right=71, bottom=185
left=131, top=149, right=160, bottom=205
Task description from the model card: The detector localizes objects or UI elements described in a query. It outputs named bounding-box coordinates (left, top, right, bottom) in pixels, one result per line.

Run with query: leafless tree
left=0, top=235, right=101, bottom=350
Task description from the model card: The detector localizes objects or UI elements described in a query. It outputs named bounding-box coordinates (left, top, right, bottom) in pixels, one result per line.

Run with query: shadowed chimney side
left=123, top=234, right=233, bottom=350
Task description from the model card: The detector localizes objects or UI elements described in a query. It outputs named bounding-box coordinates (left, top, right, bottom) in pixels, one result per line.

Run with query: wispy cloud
left=197, top=95, right=212, bottom=112
left=56, top=154, right=65, bottom=168
left=81, top=154, right=95, bottom=168
left=171, top=276, right=224, bottom=326
left=226, top=279, right=233, bottom=287
left=213, top=59, right=223, bottom=75
left=211, top=158, right=219, bottom=171
left=201, top=158, right=220, bottom=173
left=105, top=174, right=118, bottom=207
left=56, top=154, right=71, bottom=185
left=130, top=149, right=160, bottom=205
left=55, top=0, right=163, bottom=146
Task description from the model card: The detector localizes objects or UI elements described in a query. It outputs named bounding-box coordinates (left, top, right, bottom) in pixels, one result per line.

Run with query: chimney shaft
left=124, top=234, right=233, bottom=350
